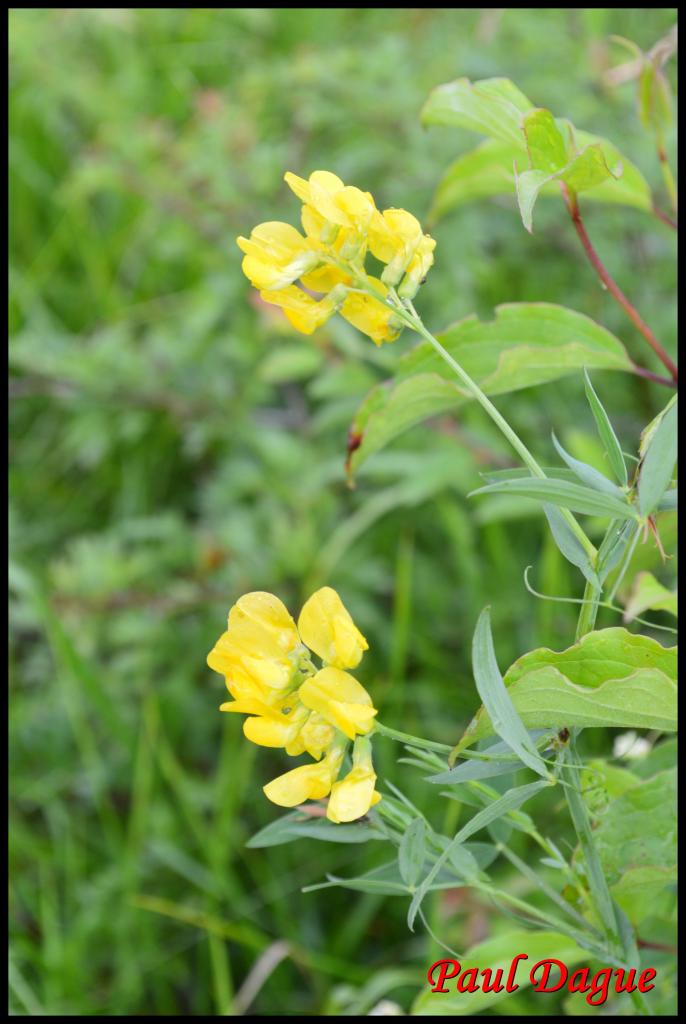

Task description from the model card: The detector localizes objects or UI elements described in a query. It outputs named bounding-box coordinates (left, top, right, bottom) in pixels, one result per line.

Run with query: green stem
left=374, top=721, right=452, bottom=754
left=575, top=578, right=601, bottom=639
left=387, top=297, right=597, bottom=563
left=562, top=740, right=620, bottom=955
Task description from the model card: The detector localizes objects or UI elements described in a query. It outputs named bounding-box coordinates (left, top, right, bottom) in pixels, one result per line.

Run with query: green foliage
left=455, top=628, right=677, bottom=748
left=9, top=7, right=677, bottom=1017
left=349, top=303, right=633, bottom=473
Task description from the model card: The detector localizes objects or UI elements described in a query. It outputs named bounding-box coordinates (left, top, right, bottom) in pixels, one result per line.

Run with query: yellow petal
left=299, top=667, right=377, bottom=740
left=326, top=766, right=377, bottom=822
left=227, top=592, right=300, bottom=659
left=340, top=279, right=402, bottom=346
left=297, top=587, right=368, bottom=669
left=299, top=712, right=336, bottom=760
left=260, top=285, right=338, bottom=335
left=263, top=759, right=335, bottom=807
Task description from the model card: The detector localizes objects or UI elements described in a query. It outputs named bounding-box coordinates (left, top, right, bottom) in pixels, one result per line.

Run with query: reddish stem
left=631, top=362, right=678, bottom=389
left=561, top=185, right=678, bottom=383
left=653, top=204, right=678, bottom=231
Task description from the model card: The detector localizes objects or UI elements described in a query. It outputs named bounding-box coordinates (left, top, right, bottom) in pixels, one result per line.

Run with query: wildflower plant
left=214, top=34, right=676, bottom=1018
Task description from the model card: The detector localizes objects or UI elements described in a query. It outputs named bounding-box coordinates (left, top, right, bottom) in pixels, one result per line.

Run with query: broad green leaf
left=454, top=628, right=676, bottom=751
left=502, top=626, right=676, bottom=687
left=420, top=76, right=533, bottom=146
left=470, top=477, right=636, bottom=519
left=349, top=303, right=633, bottom=474
left=430, top=135, right=651, bottom=223
left=471, top=607, right=549, bottom=778
left=398, top=818, right=427, bottom=888
left=516, top=143, right=619, bottom=232
left=412, top=929, right=587, bottom=1015
left=584, top=370, right=628, bottom=487
left=638, top=399, right=678, bottom=517
left=522, top=107, right=567, bottom=172
left=593, top=769, right=677, bottom=924
left=456, top=666, right=676, bottom=746
left=407, top=779, right=551, bottom=929
left=623, top=570, right=677, bottom=621
left=551, top=433, right=624, bottom=498
left=423, top=76, right=652, bottom=222
left=542, top=503, right=600, bottom=586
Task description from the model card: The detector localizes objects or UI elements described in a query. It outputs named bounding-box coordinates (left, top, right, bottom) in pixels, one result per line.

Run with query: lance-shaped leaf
left=638, top=398, right=678, bottom=517
left=407, top=779, right=551, bottom=929
left=471, top=607, right=550, bottom=779
left=583, top=369, right=628, bottom=487
left=469, top=477, right=637, bottom=519
left=398, top=818, right=427, bottom=888
left=348, top=303, right=633, bottom=474
left=542, top=503, right=600, bottom=587
left=551, top=432, right=625, bottom=498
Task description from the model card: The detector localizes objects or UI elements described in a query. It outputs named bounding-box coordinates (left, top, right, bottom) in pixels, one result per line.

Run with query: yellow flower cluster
left=207, top=588, right=380, bottom=822
left=236, top=170, right=436, bottom=345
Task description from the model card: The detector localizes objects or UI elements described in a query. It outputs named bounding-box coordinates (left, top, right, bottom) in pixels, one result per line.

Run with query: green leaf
left=514, top=168, right=552, bottom=233
left=597, top=520, right=637, bottom=584
left=470, top=477, right=636, bottom=519
left=638, top=399, right=678, bottom=517
left=516, top=143, right=618, bottom=232
left=398, top=818, right=427, bottom=888
left=542, top=503, right=600, bottom=587
left=593, top=769, right=677, bottom=925
left=427, top=731, right=553, bottom=785
left=420, top=76, right=533, bottom=146
left=407, top=779, right=551, bottom=929
left=454, top=628, right=677, bottom=750
left=471, top=607, right=549, bottom=778
left=423, top=76, right=652, bottom=223
left=349, top=304, right=633, bottom=474
left=551, top=432, right=624, bottom=498
left=522, top=108, right=568, bottom=172
left=583, top=370, right=628, bottom=487
left=623, top=571, right=677, bottom=622
left=247, top=812, right=385, bottom=848
left=412, top=929, right=588, bottom=1015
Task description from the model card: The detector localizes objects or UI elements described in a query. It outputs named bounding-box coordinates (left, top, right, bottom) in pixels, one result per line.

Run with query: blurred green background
left=9, top=8, right=677, bottom=1016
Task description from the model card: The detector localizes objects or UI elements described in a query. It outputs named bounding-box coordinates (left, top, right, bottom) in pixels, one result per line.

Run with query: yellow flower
left=259, top=284, right=343, bottom=335
left=299, top=666, right=377, bottom=740
left=326, top=736, right=380, bottom=823
left=263, top=739, right=347, bottom=807
left=340, top=279, right=403, bottom=346
left=284, top=170, right=380, bottom=233
left=369, top=208, right=424, bottom=265
left=298, top=585, right=368, bottom=668
left=208, top=587, right=380, bottom=820
left=236, top=222, right=321, bottom=291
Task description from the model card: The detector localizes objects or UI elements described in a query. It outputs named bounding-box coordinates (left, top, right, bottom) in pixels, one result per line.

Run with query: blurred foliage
left=9, top=8, right=677, bottom=1016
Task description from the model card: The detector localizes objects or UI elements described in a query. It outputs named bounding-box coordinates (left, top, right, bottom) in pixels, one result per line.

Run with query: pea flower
left=207, top=586, right=381, bottom=822
left=236, top=169, right=435, bottom=345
